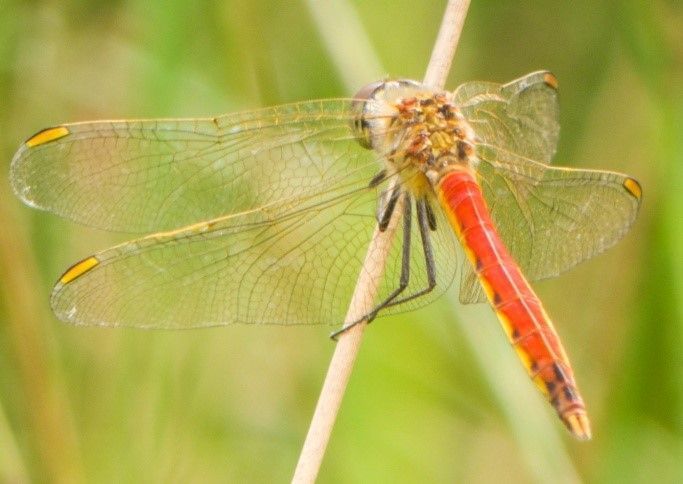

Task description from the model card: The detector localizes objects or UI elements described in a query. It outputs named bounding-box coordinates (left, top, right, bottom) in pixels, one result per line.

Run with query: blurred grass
left=0, top=0, right=681, bottom=482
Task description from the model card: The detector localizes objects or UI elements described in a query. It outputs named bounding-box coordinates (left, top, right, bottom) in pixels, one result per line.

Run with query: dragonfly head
left=352, top=79, right=478, bottom=188
left=351, top=79, right=425, bottom=150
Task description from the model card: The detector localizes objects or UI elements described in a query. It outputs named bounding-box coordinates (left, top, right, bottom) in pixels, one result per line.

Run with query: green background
left=1, top=1, right=681, bottom=482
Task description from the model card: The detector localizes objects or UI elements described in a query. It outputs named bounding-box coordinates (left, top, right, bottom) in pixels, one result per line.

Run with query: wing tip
left=502, top=70, right=559, bottom=94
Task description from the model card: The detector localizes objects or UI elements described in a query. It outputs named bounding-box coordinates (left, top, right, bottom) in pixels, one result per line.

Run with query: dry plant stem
left=424, top=0, right=471, bottom=88
left=292, top=195, right=404, bottom=483
left=292, top=1, right=470, bottom=482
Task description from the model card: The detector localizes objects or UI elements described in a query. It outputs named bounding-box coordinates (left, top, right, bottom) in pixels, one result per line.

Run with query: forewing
left=10, top=100, right=378, bottom=233
left=459, top=144, right=641, bottom=304
left=452, top=71, right=560, bottom=164
left=52, top=176, right=460, bottom=328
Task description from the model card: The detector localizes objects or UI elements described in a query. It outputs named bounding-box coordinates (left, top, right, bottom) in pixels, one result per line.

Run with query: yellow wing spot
left=60, top=256, right=99, bottom=284
left=25, top=126, right=70, bottom=148
left=623, top=177, right=642, bottom=200
left=543, top=72, right=559, bottom=90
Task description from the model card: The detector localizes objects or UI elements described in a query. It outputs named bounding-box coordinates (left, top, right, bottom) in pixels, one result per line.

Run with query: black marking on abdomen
left=553, top=363, right=568, bottom=381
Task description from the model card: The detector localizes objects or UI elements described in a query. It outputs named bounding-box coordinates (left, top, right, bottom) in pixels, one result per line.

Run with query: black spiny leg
left=330, top=193, right=412, bottom=340
left=378, top=197, right=437, bottom=309
left=424, top=198, right=437, bottom=231
left=368, top=169, right=387, bottom=188
left=378, top=183, right=401, bottom=231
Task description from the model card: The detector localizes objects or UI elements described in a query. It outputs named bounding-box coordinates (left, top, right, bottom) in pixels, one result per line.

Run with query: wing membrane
left=52, top=177, right=459, bottom=328
left=11, top=100, right=379, bottom=233
left=452, top=71, right=560, bottom=165
left=459, top=144, right=641, bottom=303
left=14, top=73, right=637, bottom=319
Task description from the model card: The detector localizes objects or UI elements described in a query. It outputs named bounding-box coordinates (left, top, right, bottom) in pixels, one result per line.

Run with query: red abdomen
left=437, top=167, right=591, bottom=440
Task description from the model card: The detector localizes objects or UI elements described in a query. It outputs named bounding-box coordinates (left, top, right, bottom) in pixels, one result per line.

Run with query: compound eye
left=353, top=80, right=385, bottom=102
left=351, top=81, right=386, bottom=150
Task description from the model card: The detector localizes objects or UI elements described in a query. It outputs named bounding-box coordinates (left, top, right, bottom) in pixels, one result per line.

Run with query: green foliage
left=0, top=1, right=680, bottom=482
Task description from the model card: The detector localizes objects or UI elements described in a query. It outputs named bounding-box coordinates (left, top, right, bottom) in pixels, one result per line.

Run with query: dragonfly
left=10, top=71, right=641, bottom=440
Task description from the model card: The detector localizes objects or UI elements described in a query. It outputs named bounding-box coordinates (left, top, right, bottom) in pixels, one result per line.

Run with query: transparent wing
left=459, top=144, right=642, bottom=303
left=452, top=70, right=560, bottom=164
left=10, top=100, right=379, bottom=233
left=51, top=176, right=459, bottom=328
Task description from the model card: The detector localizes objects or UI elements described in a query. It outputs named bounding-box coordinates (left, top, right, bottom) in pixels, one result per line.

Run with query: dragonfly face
left=10, top=71, right=641, bottom=439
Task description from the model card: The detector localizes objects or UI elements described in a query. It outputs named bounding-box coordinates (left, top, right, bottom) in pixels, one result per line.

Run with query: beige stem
left=292, top=2, right=470, bottom=482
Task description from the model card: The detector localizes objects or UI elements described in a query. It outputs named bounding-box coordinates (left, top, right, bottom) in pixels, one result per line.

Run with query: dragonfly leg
left=378, top=197, right=437, bottom=309
left=424, top=198, right=437, bottom=231
left=368, top=169, right=387, bottom=188
left=377, top=183, right=401, bottom=231
left=330, top=193, right=412, bottom=340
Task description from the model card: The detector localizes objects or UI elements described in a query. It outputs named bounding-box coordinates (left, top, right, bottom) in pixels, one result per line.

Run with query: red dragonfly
left=10, top=71, right=641, bottom=439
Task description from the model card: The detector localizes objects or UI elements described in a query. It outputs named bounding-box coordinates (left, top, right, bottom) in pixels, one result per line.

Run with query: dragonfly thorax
left=352, top=79, right=478, bottom=195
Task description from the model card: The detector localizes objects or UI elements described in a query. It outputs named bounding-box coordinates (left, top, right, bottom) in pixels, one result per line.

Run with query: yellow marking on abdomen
left=442, top=187, right=538, bottom=381
left=60, top=256, right=99, bottom=284
left=623, top=177, right=642, bottom=200
left=26, top=126, right=70, bottom=147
